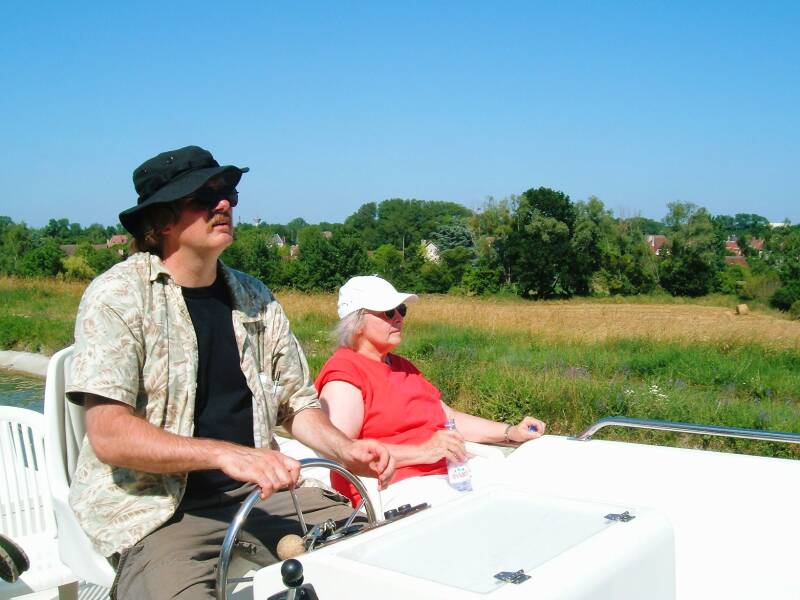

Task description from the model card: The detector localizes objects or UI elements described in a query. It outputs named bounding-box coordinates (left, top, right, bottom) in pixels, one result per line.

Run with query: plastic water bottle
left=444, top=419, right=472, bottom=491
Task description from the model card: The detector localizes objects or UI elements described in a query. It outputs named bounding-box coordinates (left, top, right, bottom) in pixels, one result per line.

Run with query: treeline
left=1, top=189, right=799, bottom=315
left=0, top=217, right=125, bottom=280
left=221, top=190, right=798, bottom=315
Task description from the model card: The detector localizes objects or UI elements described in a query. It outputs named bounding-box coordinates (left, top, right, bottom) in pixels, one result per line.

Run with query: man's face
left=162, top=177, right=236, bottom=256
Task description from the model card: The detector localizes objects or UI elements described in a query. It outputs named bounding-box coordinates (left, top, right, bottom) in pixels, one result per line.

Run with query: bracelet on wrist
left=503, top=423, right=514, bottom=444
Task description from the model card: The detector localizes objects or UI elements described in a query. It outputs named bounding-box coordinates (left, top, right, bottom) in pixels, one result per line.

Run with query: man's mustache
left=209, top=212, right=231, bottom=227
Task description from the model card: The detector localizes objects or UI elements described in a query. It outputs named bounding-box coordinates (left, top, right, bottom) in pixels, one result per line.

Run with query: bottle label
left=448, top=464, right=471, bottom=485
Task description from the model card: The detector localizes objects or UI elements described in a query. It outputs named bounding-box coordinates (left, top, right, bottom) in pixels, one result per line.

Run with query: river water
left=0, top=371, right=45, bottom=412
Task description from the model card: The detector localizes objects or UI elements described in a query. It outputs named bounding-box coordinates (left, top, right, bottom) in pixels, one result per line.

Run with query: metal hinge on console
left=605, top=510, right=635, bottom=522
left=494, top=570, right=531, bottom=584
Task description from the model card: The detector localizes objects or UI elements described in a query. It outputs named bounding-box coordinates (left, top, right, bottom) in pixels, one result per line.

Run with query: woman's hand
left=420, top=429, right=467, bottom=464
left=505, top=416, right=546, bottom=444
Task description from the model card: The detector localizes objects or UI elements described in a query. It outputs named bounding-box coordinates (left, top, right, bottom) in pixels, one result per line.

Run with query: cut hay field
left=2, top=278, right=798, bottom=459
left=279, top=291, right=800, bottom=349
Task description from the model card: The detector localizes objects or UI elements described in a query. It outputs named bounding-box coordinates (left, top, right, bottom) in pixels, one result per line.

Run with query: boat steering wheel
left=215, top=457, right=378, bottom=600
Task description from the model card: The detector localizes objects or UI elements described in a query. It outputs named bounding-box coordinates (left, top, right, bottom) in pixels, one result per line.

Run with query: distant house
left=420, top=239, right=440, bottom=263
left=107, top=234, right=129, bottom=247
left=645, top=234, right=667, bottom=255
left=269, top=234, right=286, bottom=247
left=723, top=236, right=766, bottom=267
left=725, top=238, right=743, bottom=257
left=321, top=231, right=333, bottom=240
left=290, top=244, right=300, bottom=258
left=725, top=255, right=749, bottom=267
left=61, top=235, right=129, bottom=258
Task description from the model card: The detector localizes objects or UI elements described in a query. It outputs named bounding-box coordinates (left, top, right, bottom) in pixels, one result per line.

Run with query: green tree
left=344, top=202, right=379, bottom=248
left=570, top=197, right=610, bottom=295
left=222, top=227, right=285, bottom=287
left=75, top=243, right=123, bottom=275
left=286, top=218, right=309, bottom=244
left=61, top=254, right=96, bottom=280
left=369, top=244, right=405, bottom=283
left=628, top=216, right=665, bottom=235
left=586, top=211, right=658, bottom=296
left=505, top=187, right=576, bottom=298
left=42, top=218, right=72, bottom=242
left=663, top=201, right=698, bottom=229
left=81, top=223, right=110, bottom=244
left=659, top=205, right=725, bottom=296
left=329, top=227, right=370, bottom=283
left=0, top=220, right=33, bottom=274
left=762, top=225, right=800, bottom=310
left=430, top=223, right=473, bottom=252
left=469, top=197, right=515, bottom=286
left=18, top=240, right=65, bottom=277
left=291, top=226, right=368, bottom=291
left=345, top=198, right=471, bottom=251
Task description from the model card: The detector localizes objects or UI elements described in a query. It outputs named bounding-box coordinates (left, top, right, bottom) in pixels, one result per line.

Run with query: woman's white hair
left=333, top=309, right=365, bottom=349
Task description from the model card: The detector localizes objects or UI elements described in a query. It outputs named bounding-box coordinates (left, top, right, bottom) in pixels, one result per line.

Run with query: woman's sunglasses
left=383, top=304, right=407, bottom=319
left=186, top=187, right=239, bottom=209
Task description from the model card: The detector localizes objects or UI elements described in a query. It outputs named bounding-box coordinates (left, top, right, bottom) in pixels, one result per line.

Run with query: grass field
left=282, top=291, right=800, bottom=459
left=0, top=277, right=84, bottom=353
left=2, top=277, right=798, bottom=458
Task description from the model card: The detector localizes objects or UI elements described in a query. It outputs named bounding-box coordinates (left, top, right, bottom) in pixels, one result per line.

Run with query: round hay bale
left=736, top=304, right=750, bottom=315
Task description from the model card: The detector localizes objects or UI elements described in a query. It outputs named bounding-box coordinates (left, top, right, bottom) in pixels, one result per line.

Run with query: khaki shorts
left=113, top=485, right=352, bottom=600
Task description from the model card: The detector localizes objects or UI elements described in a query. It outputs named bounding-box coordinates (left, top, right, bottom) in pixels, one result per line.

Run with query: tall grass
left=0, top=277, right=85, bottom=353
left=1, top=278, right=798, bottom=459
left=283, top=292, right=800, bottom=460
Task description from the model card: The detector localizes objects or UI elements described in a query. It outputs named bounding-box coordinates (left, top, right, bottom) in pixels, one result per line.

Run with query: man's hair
left=334, top=309, right=365, bottom=349
left=129, top=202, right=183, bottom=257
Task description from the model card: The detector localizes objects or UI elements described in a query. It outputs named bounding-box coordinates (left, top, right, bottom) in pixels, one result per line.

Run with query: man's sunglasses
left=186, top=187, right=239, bottom=209
left=383, top=304, right=407, bottom=319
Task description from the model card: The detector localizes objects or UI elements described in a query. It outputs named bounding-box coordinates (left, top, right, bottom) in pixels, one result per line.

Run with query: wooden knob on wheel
left=276, top=534, right=306, bottom=561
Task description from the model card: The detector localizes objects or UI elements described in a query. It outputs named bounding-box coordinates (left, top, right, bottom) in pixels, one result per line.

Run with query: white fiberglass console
left=253, top=486, right=675, bottom=600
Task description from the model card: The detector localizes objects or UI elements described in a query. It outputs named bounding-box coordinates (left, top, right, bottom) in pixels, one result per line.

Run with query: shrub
left=739, top=272, right=781, bottom=302
left=770, top=282, right=800, bottom=311
left=790, top=300, right=800, bottom=320
left=61, top=255, right=96, bottom=281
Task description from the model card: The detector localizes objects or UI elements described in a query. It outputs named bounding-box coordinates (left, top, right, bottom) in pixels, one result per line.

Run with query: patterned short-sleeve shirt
left=66, top=253, right=320, bottom=556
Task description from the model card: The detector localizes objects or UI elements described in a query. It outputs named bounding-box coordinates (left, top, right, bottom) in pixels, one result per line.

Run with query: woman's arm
left=450, top=404, right=546, bottom=445
left=320, top=381, right=467, bottom=466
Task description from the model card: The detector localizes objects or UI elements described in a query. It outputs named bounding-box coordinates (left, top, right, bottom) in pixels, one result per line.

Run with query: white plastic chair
left=0, top=405, right=78, bottom=599
left=43, top=346, right=116, bottom=589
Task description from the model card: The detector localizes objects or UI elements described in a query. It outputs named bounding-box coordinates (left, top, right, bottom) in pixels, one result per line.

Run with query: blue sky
left=1, top=1, right=797, bottom=228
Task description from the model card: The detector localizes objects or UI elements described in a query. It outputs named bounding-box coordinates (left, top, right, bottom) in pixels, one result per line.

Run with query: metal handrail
left=575, top=416, right=800, bottom=445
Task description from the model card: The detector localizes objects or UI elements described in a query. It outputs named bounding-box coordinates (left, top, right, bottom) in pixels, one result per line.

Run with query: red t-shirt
left=315, top=348, right=448, bottom=505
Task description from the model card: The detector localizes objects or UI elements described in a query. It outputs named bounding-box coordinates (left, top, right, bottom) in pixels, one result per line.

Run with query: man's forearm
left=86, top=395, right=303, bottom=498
left=286, top=407, right=395, bottom=486
left=285, top=407, right=350, bottom=462
left=290, top=408, right=432, bottom=467
left=85, top=396, right=231, bottom=473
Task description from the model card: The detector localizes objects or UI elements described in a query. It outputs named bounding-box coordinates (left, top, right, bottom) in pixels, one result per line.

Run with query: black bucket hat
left=119, top=145, right=249, bottom=235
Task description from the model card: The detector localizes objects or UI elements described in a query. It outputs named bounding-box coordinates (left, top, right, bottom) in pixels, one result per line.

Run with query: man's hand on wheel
left=216, top=445, right=301, bottom=499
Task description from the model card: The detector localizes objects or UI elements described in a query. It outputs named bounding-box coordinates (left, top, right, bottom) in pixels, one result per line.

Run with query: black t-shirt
left=181, top=272, right=255, bottom=498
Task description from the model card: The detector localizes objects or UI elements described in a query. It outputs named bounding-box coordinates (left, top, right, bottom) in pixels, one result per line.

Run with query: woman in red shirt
left=315, top=275, right=546, bottom=509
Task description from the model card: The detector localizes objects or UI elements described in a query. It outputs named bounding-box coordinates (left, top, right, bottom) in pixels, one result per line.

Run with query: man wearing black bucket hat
left=66, top=146, right=394, bottom=599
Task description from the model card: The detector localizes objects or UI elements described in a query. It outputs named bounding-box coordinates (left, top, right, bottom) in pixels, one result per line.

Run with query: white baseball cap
left=337, top=275, right=418, bottom=319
